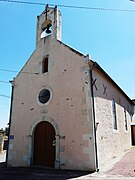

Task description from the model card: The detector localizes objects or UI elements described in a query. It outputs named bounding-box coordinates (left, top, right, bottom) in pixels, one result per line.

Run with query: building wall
left=7, top=37, right=96, bottom=171
left=92, top=68, right=134, bottom=168
left=7, top=36, right=134, bottom=171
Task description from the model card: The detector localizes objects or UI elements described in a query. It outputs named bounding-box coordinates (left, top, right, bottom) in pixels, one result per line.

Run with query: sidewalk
left=108, top=146, right=135, bottom=177
left=87, top=146, right=135, bottom=179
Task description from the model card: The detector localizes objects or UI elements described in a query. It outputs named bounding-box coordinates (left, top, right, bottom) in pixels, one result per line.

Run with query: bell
left=46, top=25, right=51, bottom=34
left=41, top=19, right=52, bottom=31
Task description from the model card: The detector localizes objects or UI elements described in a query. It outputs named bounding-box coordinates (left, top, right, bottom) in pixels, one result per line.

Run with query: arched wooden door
left=33, top=121, right=56, bottom=167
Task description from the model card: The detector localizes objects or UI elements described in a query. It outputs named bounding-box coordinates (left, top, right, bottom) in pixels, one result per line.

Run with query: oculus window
left=38, top=89, right=50, bottom=104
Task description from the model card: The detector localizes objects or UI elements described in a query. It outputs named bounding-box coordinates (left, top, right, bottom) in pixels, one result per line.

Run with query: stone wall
left=7, top=37, right=96, bottom=171
left=92, top=68, right=134, bottom=168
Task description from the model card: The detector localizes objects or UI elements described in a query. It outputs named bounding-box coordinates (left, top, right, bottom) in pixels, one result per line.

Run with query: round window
left=38, top=89, right=50, bottom=104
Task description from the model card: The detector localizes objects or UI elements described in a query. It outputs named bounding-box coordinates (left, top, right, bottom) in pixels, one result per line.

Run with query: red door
left=33, top=121, right=56, bottom=167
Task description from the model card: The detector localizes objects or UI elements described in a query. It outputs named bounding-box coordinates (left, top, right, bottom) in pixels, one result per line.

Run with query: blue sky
left=1, top=0, right=135, bottom=128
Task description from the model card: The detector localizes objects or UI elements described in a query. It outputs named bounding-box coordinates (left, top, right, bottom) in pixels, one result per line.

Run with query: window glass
left=38, top=89, right=50, bottom=104
left=42, top=57, right=48, bottom=73
left=112, top=99, right=117, bottom=130
left=124, top=108, right=128, bottom=131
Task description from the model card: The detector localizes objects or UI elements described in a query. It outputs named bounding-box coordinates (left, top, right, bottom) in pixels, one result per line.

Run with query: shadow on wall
left=91, top=68, right=134, bottom=116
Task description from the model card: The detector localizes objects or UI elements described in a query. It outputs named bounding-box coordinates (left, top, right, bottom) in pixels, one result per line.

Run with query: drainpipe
left=89, top=62, right=99, bottom=172
left=6, top=80, right=14, bottom=166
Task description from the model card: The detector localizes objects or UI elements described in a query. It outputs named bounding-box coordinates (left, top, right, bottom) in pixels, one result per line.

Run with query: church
left=7, top=6, right=134, bottom=172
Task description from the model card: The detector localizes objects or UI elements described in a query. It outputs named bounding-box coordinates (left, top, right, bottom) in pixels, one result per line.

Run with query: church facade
left=7, top=6, right=134, bottom=171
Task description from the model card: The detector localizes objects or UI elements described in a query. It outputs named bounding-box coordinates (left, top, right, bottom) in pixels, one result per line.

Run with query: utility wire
left=0, top=68, right=18, bottom=73
left=0, top=0, right=135, bottom=12
left=0, top=0, right=45, bottom=5
left=0, top=81, right=10, bottom=84
left=0, top=68, right=39, bottom=75
left=0, top=94, right=10, bottom=98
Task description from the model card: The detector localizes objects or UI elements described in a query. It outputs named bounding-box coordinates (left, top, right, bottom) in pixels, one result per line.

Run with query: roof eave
left=88, top=60, right=134, bottom=105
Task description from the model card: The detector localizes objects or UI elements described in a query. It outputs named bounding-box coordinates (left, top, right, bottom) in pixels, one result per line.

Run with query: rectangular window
left=124, top=108, right=128, bottom=131
left=112, top=99, right=117, bottom=130
left=130, top=112, right=133, bottom=122
left=42, top=57, right=48, bottom=73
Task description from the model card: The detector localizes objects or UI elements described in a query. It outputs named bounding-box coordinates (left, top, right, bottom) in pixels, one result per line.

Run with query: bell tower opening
left=40, top=19, right=52, bottom=38
left=36, top=5, right=62, bottom=46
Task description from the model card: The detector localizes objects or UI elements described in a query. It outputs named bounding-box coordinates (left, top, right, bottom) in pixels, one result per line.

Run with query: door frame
left=28, top=116, right=60, bottom=169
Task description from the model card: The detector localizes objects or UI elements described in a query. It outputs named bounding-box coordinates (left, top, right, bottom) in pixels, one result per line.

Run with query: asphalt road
left=1, top=148, right=135, bottom=179
left=0, top=163, right=91, bottom=180
left=0, top=152, right=91, bottom=180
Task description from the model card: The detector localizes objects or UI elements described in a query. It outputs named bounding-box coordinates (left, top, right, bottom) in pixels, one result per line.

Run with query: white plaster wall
left=92, top=68, right=133, bottom=168
left=7, top=37, right=96, bottom=171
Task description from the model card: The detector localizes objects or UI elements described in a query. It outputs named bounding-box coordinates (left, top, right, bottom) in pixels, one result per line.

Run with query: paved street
left=1, top=148, right=135, bottom=179
left=108, top=147, right=135, bottom=177
left=89, top=147, right=135, bottom=179
left=0, top=166, right=90, bottom=180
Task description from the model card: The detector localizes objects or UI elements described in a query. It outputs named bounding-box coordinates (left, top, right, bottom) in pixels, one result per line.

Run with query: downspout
left=89, top=62, right=99, bottom=172
left=6, top=80, right=14, bottom=166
